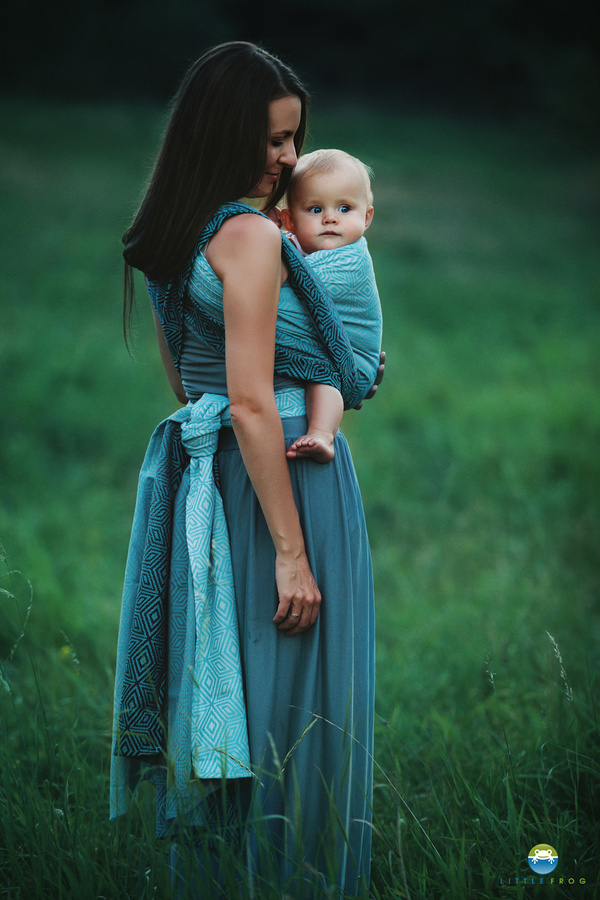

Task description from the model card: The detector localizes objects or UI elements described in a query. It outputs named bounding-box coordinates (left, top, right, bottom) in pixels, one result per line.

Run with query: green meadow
left=1, top=100, right=598, bottom=898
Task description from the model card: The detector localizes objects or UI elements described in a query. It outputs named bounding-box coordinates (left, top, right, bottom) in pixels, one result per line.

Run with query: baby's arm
left=286, top=383, right=344, bottom=463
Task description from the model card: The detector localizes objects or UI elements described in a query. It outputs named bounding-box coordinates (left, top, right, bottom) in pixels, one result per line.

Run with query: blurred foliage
left=0, top=98, right=598, bottom=898
left=2, top=0, right=599, bottom=140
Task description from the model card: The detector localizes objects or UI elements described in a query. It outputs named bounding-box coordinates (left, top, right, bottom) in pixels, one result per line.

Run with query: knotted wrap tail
left=180, top=395, right=250, bottom=778
left=114, top=388, right=306, bottom=771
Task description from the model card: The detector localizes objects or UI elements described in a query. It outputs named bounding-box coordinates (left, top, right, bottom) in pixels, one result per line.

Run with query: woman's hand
left=354, top=350, right=385, bottom=409
left=273, top=551, right=321, bottom=635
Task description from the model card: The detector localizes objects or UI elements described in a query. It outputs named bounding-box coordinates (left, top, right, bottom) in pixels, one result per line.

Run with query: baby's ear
left=364, top=206, right=374, bottom=230
left=280, top=208, right=296, bottom=233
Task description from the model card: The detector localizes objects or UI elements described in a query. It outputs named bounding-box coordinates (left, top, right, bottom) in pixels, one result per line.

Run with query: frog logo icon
left=528, top=843, right=559, bottom=874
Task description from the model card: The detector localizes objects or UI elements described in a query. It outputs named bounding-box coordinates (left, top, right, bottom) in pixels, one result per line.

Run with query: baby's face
left=286, top=164, right=373, bottom=254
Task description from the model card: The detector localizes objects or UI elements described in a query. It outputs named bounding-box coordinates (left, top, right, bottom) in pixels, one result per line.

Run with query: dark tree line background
left=2, top=0, right=598, bottom=137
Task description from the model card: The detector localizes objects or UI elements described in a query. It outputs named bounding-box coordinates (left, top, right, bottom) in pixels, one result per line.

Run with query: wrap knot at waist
left=176, top=386, right=307, bottom=457
left=178, top=393, right=233, bottom=459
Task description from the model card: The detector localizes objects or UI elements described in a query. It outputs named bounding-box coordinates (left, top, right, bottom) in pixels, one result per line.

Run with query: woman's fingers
left=374, top=350, right=386, bottom=385
left=273, top=554, right=321, bottom=634
left=355, top=350, right=385, bottom=407
left=274, top=591, right=321, bottom=634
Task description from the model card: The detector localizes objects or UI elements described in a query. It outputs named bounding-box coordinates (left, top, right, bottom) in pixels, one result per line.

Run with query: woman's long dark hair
left=123, top=41, right=308, bottom=343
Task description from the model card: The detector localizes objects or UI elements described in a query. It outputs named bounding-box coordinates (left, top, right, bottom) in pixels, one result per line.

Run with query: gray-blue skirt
left=213, top=415, right=375, bottom=897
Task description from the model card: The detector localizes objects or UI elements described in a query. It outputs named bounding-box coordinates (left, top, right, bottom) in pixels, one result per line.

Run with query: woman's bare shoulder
left=210, top=212, right=280, bottom=253
left=205, top=212, right=282, bottom=278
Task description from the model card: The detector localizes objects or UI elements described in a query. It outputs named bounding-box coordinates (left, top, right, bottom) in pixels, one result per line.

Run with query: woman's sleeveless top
left=179, top=248, right=306, bottom=399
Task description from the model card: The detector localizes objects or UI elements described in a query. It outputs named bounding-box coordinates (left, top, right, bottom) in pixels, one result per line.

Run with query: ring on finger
left=290, top=612, right=301, bottom=618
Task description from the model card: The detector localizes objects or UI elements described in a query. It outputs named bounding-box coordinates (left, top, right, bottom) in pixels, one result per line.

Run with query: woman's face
left=247, top=95, right=302, bottom=199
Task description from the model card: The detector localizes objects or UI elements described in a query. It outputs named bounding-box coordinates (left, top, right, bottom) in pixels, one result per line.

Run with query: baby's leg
left=286, top=383, right=344, bottom=463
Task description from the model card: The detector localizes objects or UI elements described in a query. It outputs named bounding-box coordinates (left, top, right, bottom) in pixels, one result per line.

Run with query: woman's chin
left=246, top=179, right=277, bottom=200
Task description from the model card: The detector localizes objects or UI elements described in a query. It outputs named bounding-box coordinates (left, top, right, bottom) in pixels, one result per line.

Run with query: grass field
left=1, top=99, right=599, bottom=898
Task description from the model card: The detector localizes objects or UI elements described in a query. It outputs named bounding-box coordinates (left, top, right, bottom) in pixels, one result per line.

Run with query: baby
left=279, top=149, right=383, bottom=462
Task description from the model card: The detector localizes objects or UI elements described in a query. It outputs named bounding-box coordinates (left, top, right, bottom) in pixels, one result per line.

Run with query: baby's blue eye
left=308, top=206, right=322, bottom=214
left=339, top=205, right=351, bottom=213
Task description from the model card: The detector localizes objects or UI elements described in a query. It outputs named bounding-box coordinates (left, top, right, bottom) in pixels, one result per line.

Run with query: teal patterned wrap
left=112, top=389, right=307, bottom=834
left=146, top=201, right=364, bottom=411
left=181, top=393, right=251, bottom=780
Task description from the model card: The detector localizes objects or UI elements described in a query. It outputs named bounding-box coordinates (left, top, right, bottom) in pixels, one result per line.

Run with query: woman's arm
left=207, top=214, right=320, bottom=636
left=151, top=306, right=188, bottom=404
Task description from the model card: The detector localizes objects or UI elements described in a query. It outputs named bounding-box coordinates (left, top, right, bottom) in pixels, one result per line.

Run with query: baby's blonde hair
left=285, top=148, right=373, bottom=209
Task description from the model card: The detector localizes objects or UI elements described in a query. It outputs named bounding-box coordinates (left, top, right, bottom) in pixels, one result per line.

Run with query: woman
left=111, top=42, right=377, bottom=899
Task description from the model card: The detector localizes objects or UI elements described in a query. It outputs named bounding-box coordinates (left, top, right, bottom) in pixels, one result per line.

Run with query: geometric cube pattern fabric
left=114, top=416, right=188, bottom=757
left=181, top=394, right=250, bottom=778
left=114, top=388, right=307, bottom=771
left=304, top=237, right=382, bottom=398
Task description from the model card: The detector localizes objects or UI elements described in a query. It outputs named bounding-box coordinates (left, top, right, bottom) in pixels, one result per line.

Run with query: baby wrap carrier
left=296, top=236, right=382, bottom=400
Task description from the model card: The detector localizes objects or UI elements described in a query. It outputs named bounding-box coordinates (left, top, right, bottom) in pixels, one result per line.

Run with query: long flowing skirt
left=207, top=415, right=374, bottom=898
left=115, top=414, right=375, bottom=898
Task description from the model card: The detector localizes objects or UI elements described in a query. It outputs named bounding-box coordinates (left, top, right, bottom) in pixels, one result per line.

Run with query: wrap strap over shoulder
left=147, top=202, right=364, bottom=411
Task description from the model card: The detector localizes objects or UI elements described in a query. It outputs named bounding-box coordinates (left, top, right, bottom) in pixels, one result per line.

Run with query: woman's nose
left=280, top=142, right=297, bottom=168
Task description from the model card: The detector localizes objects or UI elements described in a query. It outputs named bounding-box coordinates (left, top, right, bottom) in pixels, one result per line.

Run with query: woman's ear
left=364, top=206, right=374, bottom=230
left=280, top=208, right=296, bottom=233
